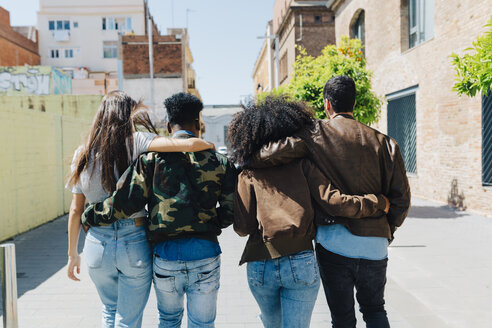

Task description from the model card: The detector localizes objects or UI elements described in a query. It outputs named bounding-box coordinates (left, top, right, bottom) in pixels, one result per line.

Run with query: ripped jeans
left=83, top=219, right=152, bottom=328
left=247, top=251, right=320, bottom=328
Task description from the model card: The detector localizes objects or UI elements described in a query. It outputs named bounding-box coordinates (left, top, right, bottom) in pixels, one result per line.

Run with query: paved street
left=1, top=198, right=491, bottom=327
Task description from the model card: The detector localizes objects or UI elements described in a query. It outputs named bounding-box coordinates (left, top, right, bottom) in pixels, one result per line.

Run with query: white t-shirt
left=67, top=131, right=156, bottom=218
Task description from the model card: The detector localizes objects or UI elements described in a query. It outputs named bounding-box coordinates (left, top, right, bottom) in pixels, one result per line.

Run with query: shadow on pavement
left=408, top=205, right=467, bottom=219
left=0, top=215, right=85, bottom=316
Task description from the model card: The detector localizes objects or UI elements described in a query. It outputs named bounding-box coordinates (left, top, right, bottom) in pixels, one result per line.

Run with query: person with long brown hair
left=66, top=90, right=214, bottom=328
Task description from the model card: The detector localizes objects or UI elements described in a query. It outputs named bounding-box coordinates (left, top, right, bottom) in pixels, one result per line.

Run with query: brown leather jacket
left=250, top=115, right=411, bottom=240
left=234, top=159, right=388, bottom=264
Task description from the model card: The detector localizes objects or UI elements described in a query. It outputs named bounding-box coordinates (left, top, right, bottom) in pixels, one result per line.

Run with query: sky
left=0, top=0, right=276, bottom=105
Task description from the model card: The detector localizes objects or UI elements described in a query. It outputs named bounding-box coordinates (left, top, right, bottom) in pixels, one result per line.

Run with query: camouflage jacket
left=81, top=148, right=237, bottom=244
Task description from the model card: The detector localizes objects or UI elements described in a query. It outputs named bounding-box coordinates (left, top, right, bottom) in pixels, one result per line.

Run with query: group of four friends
left=66, top=75, right=411, bottom=328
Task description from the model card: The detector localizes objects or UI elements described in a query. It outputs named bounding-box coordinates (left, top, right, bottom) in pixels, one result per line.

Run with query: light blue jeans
left=247, top=251, right=321, bottom=328
left=83, top=219, right=152, bottom=328
left=152, top=255, right=221, bottom=328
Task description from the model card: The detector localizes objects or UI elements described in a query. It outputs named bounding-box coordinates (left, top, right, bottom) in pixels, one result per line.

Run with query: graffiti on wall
left=52, top=67, right=72, bottom=95
left=0, top=66, right=71, bottom=95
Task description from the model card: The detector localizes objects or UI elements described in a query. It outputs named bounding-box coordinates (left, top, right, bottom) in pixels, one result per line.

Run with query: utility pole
left=146, top=0, right=155, bottom=111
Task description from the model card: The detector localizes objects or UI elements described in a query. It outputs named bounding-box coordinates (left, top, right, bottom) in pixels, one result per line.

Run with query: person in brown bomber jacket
left=250, top=76, right=411, bottom=328
left=229, top=96, right=390, bottom=328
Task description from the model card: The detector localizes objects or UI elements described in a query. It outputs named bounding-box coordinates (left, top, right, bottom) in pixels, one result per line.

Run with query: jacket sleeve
left=248, top=136, right=309, bottom=168
left=216, top=161, right=237, bottom=229
left=233, top=173, right=258, bottom=237
left=302, top=160, right=387, bottom=220
left=384, top=140, right=411, bottom=237
left=81, top=154, right=154, bottom=227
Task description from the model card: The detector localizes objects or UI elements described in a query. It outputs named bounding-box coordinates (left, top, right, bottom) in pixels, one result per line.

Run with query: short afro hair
left=227, top=96, right=314, bottom=166
left=323, top=75, right=356, bottom=113
left=164, top=92, right=203, bottom=126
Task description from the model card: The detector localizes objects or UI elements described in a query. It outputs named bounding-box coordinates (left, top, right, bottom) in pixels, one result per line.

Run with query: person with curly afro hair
left=229, top=96, right=389, bottom=327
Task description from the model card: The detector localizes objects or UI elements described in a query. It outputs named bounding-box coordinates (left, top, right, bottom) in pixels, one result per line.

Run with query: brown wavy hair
left=68, top=90, right=158, bottom=193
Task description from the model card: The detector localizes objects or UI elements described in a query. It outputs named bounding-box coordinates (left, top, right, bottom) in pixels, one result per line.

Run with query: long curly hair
left=227, top=96, right=314, bottom=166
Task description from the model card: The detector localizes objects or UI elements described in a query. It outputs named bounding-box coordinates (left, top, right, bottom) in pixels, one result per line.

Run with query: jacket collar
left=332, top=113, right=355, bottom=120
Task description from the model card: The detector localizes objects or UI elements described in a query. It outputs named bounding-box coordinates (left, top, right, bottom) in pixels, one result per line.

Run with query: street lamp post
left=257, top=35, right=280, bottom=89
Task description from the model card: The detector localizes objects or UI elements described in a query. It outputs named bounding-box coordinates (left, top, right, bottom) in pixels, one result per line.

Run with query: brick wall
left=0, top=6, right=10, bottom=28
left=333, top=0, right=492, bottom=216
left=295, top=10, right=335, bottom=58
left=122, top=35, right=182, bottom=78
left=0, top=6, right=40, bottom=66
left=276, top=6, right=335, bottom=86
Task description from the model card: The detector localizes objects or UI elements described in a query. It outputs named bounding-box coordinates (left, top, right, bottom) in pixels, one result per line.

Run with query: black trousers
left=315, top=244, right=390, bottom=328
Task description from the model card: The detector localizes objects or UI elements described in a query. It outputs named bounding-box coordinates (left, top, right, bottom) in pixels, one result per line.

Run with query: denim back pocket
left=289, top=251, right=319, bottom=286
left=196, top=264, right=220, bottom=294
left=83, top=235, right=106, bottom=269
left=125, top=237, right=151, bottom=269
left=247, top=260, right=266, bottom=287
left=153, top=271, right=176, bottom=293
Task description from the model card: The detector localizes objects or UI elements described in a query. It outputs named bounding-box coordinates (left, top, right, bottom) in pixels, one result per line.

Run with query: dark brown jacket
left=234, top=158, right=387, bottom=264
left=250, top=115, right=411, bottom=240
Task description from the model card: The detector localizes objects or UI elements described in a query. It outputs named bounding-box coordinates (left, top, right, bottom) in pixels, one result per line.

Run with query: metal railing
left=1, top=243, right=18, bottom=328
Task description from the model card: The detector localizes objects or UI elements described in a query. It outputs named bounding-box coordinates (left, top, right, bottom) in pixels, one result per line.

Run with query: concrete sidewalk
left=1, top=198, right=491, bottom=327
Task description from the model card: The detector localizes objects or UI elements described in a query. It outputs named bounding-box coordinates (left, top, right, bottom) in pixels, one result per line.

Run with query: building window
left=279, top=51, right=288, bottom=84
left=102, top=17, right=132, bottom=32
left=483, top=93, right=492, bottom=185
left=103, top=41, right=118, bottom=58
left=65, top=49, right=74, bottom=58
left=50, top=20, right=70, bottom=31
left=350, top=10, right=365, bottom=49
left=314, top=15, right=322, bottom=24
left=50, top=49, right=59, bottom=58
left=408, top=0, right=434, bottom=48
left=73, top=22, right=78, bottom=28
left=387, top=89, right=417, bottom=174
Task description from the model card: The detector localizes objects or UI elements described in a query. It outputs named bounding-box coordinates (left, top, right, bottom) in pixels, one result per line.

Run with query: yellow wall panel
left=0, top=95, right=102, bottom=241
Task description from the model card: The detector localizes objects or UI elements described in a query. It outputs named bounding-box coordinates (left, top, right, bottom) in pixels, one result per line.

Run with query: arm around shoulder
left=249, top=136, right=308, bottom=168
left=148, top=136, right=214, bottom=152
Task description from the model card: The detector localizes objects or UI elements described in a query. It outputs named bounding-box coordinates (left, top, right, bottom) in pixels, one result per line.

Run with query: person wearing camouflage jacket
left=81, top=148, right=236, bottom=244
left=82, top=93, right=236, bottom=328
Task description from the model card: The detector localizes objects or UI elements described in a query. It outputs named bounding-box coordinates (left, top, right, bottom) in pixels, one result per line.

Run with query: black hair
left=164, top=92, right=203, bottom=126
left=228, top=96, right=314, bottom=166
left=323, top=75, right=356, bottom=113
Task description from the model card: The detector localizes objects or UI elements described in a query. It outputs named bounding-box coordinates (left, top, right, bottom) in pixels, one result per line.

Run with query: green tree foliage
left=259, top=36, right=381, bottom=125
left=451, top=16, right=492, bottom=97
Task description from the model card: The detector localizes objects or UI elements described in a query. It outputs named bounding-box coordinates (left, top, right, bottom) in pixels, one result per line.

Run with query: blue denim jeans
left=83, top=219, right=152, bottom=328
left=247, top=251, right=321, bottom=328
left=153, top=255, right=220, bottom=328
left=315, top=244, right=390, bottom=328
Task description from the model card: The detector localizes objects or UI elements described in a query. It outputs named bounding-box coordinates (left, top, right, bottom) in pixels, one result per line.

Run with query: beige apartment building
left=37, top=0, right=148, bottom=73
left=329, top=0, right=492, bottom=215
left=253, top=0, right=336, bottom=96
